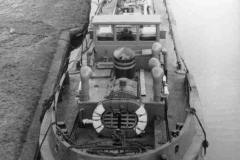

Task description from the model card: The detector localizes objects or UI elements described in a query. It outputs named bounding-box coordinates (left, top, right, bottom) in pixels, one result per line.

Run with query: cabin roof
left=92, top=15, right=161, bottom=25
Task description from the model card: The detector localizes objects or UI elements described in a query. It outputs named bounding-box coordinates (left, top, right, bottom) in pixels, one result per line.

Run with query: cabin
left=91, top=15, right=161, bottom=64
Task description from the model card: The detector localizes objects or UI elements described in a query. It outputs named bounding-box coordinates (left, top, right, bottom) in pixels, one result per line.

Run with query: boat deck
left=57, top=70, right=187, bottom=133
left=57, top=0, right=188, bottom=144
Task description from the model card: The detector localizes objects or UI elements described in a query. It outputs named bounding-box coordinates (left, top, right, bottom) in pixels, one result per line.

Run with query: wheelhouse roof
left=92, top=15, right=161, bottom=25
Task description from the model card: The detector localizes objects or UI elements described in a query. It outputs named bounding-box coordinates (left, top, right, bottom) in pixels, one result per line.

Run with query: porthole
left=174, top=144, right=180, bottom=155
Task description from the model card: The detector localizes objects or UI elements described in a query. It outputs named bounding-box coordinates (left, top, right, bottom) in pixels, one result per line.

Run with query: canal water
left=171, top=0, right=240, bottom=159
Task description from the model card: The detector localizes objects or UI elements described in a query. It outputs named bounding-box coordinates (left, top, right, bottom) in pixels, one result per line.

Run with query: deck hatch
left=102, top=110, right=138, bottom=129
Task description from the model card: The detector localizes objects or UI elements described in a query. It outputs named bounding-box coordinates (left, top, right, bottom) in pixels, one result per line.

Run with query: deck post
left=162, top=47, right=168, bottom=79
left=164, top=97, right=172, bottom=142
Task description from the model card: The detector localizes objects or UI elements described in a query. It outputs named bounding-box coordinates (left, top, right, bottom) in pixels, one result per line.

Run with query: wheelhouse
left=91, top=15, right=161, bottom=61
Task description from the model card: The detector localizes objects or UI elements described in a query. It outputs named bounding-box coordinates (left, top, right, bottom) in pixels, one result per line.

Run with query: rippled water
left=171, top=0, right=240, bottom=159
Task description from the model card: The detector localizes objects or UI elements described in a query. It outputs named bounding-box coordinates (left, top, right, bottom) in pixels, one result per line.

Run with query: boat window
left=139, top=25, right=157, bottom=41
left=96, top=25, right=114, bottom=41
left=116, top=25, right=137, bottom=41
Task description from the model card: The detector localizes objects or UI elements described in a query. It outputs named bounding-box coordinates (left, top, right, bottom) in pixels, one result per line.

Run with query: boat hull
left=39, top=0, right=206, bottom=159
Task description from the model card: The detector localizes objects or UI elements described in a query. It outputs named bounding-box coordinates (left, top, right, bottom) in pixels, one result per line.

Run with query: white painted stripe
left=140, top=69, right=146, bottom=96
left=135, top=104, right=147, bottom=135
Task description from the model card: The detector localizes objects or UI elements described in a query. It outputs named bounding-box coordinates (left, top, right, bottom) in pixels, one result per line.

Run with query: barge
left=36, top=0, right=208, bottom=159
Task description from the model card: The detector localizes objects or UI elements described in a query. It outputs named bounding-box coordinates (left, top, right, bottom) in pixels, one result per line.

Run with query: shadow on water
left=171, top=0, right=240, bottom=159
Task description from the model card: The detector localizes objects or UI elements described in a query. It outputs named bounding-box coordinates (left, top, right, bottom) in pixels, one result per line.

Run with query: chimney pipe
left=151, top=67, right=164, bottom=102
left=80, top=66, right=93, bottom=101
left=152, top=42, right=162, bottom=60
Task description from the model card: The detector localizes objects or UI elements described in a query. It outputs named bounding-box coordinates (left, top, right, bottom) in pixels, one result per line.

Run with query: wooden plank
left=140, top=69, right=146, bottom=96
left=96, top=62, right=113, bottom=69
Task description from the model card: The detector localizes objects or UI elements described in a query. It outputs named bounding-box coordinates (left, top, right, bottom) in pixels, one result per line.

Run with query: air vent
left=102, top=110, right=138, bottom=129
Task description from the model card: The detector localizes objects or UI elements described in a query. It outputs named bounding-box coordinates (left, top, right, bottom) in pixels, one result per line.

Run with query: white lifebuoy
left=92, top=100, right=148, bottom=137
left=134, top=104, right=147, bottom=135
left=92, top=103, right=105, bottom=133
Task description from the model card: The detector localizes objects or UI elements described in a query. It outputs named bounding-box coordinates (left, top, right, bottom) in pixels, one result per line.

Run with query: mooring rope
left=34, top=122, right=56, bottom=160
left=189, top=108, right=209, bottom=155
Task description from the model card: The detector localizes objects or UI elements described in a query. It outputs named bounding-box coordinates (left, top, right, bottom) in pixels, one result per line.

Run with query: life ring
left=92, top=99, right=147, bottom=138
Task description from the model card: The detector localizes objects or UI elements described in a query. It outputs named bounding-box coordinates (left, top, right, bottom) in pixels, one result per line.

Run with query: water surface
left=171, top=0, right=240, bottom=159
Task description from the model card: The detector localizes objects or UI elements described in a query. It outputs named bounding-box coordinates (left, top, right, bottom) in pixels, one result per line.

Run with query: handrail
left=163, top=0, right=182, bottom=69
